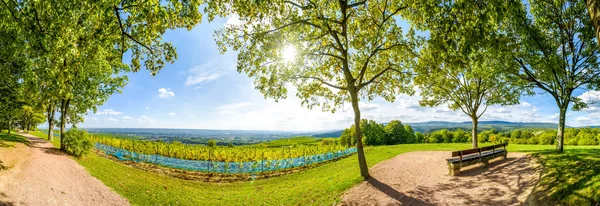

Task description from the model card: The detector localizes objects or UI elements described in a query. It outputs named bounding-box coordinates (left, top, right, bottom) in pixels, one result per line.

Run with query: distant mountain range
left=312, top=121, right=561, bottom=137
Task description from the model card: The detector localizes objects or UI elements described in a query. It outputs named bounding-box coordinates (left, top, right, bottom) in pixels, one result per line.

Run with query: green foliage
left=452, top=129, right=468, bottom=143
left=62, top=129, right=93, bottom=157
left=405, top=0, right=521, bottom=146
left=207, top=140, right=217, bottom=147
left=341, top=119, right=419, bottom=146
left=206, top=0, right=419, bottom=177
left=506, top=0, right=600, bottom=152
left=320, top=138, right=336, bottom=146
left=339, top=127, right=356, bottom=147
left=384, top=120, right=407, bottom=144
left=362, top=120, right=386, bottom=146
left=414, top=132, right=425, bottom=143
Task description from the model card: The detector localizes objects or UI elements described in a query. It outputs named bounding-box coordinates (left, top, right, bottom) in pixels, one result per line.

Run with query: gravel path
left=0, top=133, right=129, bottom=206
left=341, top=151, right=542, bottom=206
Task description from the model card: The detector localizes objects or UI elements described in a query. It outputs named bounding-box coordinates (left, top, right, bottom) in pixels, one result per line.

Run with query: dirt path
left=0, top=133, right=129, bottom=206
left=342, top=151, right=542, bottom=206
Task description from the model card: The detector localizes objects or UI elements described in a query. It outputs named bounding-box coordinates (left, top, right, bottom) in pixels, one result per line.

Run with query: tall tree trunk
left=556, top=106, right=567, bottom=153
left=59, top=99, right=67, bottom=150
left=471, top=114, right=478, bottom=148
left=587, top=0, right=600, bottom=45
left=47, top=104, right=55, bottom=141
left=7, top=118, right=11, bottom=135
left=350, top=90, right=369, bottom=179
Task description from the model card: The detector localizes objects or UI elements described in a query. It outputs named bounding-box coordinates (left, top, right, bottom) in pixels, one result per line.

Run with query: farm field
left=28, top=131, right=600, bottom=206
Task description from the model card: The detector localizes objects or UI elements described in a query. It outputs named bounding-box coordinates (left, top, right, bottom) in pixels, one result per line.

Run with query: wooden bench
left=446, top=143, right=507, bottom=176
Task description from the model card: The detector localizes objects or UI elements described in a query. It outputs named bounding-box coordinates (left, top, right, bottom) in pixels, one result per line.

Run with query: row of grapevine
left=95, top=143, right=357, bottom=173
left=91, top=135, right=351, bottom=162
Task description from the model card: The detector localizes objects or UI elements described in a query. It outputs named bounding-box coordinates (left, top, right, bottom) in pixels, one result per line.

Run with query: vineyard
left=91, top=135, right=352, bottom=162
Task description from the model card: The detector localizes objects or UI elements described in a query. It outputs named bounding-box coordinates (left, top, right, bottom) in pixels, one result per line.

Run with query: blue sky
left=75, top=16, right=600, bottom=131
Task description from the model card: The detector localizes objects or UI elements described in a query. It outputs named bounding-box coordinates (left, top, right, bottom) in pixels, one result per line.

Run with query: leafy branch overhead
left=208, top=0, right=418, bottom=112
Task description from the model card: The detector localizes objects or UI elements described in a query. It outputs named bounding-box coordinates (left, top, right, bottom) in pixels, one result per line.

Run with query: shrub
left=565, top=135, right=579, bottom=145
left=538, top=133, right=555, bottom=145
left=577, top=134, right=598, bottom=145
left=207, top=140, right=217, bottom=147
left=62, top=129, right=93, bottom=157
left=321, top=138, right=335, bottom=146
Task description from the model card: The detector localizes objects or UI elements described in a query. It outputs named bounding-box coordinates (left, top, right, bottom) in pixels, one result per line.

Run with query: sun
left=282, top=45, right=297, bottom=62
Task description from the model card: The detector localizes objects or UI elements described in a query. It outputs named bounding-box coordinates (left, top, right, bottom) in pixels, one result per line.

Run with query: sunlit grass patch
left=526, top=148, right=600, bottom=205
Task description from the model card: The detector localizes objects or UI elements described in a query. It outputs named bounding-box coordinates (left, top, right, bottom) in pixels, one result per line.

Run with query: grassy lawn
left=24, top=131, right=600, bottom=205
left=526, top=148, right=600, bottom=205
left=0, top=132, right=29, bottom=148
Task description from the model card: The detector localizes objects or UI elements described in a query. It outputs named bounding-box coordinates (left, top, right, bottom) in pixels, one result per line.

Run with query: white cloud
left=145, top=107, right=150, bottom=110
left=495, top=108, right=511, bottom=113
left=215, top=102, right=252, bottom=110
left=185, top=64, right=222, bottom=86
left=139, top=115, right=155, bottom=124
left=108, top=118, right=120, bottom=122
left=359, top=102, right=379, bottom=111
left=577, top=116, right=591, bottom=122
left=122, top=116, right=135, bottom=122
left=96, top=109, right=123, bottom=116
left=158, top=88, right=175, bottom=98
left=226, top=14, right=241, bottom=26
left=189, top=114, right=195, bottom=117
left=550, top=113, right=559, bottom=119
left=169, top=112, right=177, bottom=116
left=520, top=102, right=531, bottom=107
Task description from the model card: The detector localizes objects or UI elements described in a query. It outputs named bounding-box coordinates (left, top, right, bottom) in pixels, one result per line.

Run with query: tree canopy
left=207, top=0, right=419, bottom=178
left=405, top=0, right=521, bottom=148
left=506, top=0, right=600, bottom=152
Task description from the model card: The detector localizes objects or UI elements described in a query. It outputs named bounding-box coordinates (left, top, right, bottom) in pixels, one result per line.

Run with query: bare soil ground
left=0, top=133, right=129, bottom=206
left=341, top=151, right=542, bottom=206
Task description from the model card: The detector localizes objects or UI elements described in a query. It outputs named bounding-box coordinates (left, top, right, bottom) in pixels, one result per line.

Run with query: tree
left=2, top=0, right=204, bottom=145
left=208, top=0, right=418, bottom=178
left=452, top=129, right=468, bottom=143
left=340, top=126, right=356, bottom=147
left=414, top=132, right=425, bottom=143
left=362, top=120, right=386, bottom=146
left=384, top=120, right=406, bottom=144
left=404, top=124, right=416, bottom=144
left=506, top=0, right=600, bottom=153
left=406, top=0, right=521, bottom=148
left=586, top=0, right=600, bottom=45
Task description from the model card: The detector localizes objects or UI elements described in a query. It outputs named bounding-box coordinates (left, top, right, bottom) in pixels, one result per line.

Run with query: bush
left=538, top=133, right=555, bottom=145
left=577, top=134, right=598, bottom=145
left=62, top=129, right=93, bottom=157
left=207, top=140, right=217, bottom=147
left=321, top=138, right=335, bottom=146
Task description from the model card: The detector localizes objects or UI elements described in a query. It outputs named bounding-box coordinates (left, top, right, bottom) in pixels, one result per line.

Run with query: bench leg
left=482, top=160, right=489, bottom=168
left=503, top=152, right=507, bottom=160
left=448, top=163, right=460, bottom=176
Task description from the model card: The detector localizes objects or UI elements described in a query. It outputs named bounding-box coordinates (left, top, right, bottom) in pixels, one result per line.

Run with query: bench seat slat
left=446, top=149, right=505, bottom=163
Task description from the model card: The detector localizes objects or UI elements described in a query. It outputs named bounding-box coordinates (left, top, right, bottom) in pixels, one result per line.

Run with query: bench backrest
left=450, top=143, right=507, bottom=157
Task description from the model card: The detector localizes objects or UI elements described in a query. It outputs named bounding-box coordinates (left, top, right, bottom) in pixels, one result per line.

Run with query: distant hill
left=407, top=121, right=560, bottom=133
left=312, top=130, right=344, bottom=138
left=312, top=120, right=560, bottom=137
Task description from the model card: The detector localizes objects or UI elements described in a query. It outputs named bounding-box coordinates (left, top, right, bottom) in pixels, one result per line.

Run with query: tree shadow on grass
left=524, top=149, right=600, bottom=205
left=0, top=134, right=30, bottom=148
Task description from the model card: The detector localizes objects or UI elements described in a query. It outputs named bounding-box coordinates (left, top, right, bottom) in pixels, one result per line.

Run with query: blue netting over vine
left=95, top=143, right=357, bottom=173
